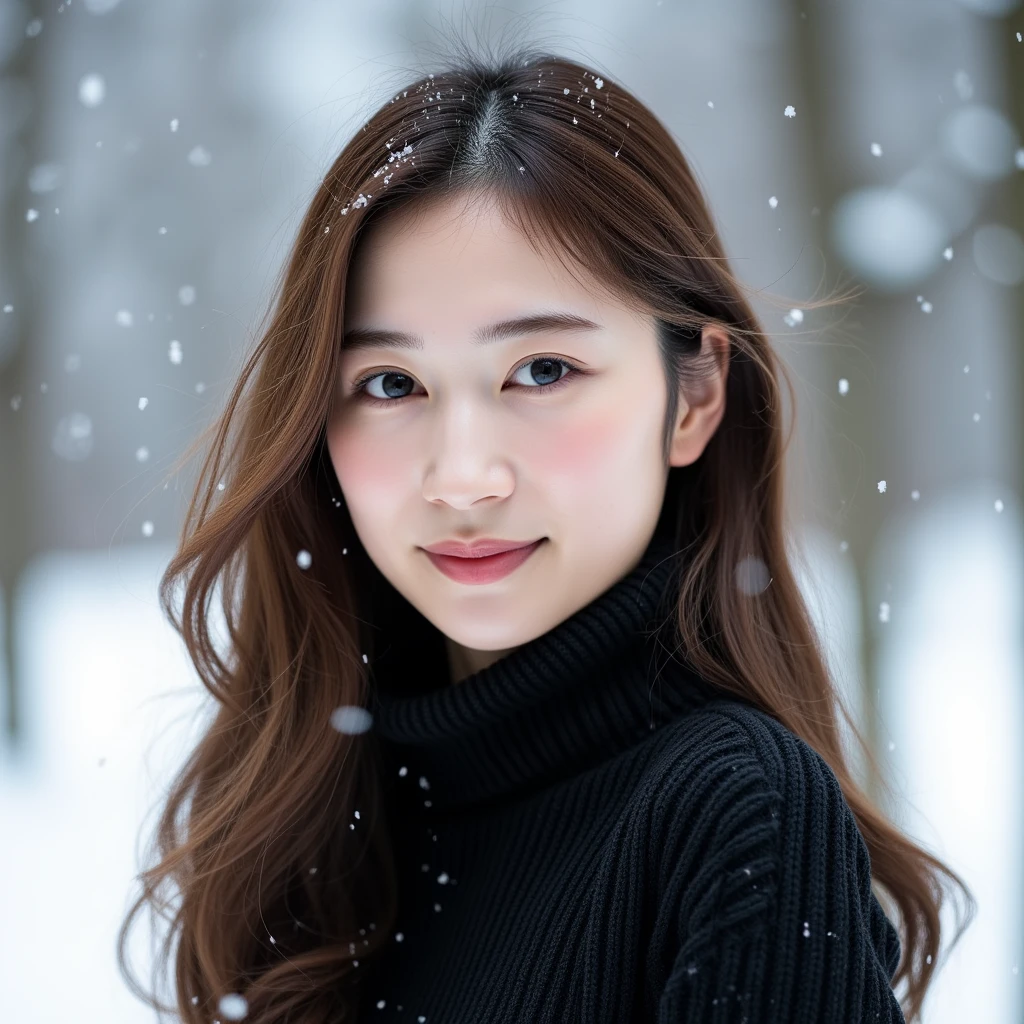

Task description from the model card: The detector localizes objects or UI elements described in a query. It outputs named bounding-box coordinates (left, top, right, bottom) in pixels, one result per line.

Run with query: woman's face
left=326, top=191, right=727, bottom=683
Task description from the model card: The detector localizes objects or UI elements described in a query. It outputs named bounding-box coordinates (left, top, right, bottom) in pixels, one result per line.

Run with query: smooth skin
left=326, top=190, right=729, bottom=685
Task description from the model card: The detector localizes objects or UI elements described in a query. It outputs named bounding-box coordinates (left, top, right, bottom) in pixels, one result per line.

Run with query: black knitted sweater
left=356, top=530, right=906, bottom=1022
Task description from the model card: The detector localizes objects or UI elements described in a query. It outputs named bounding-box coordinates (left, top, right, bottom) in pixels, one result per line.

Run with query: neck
left=445, top=636, right=517, bottom=685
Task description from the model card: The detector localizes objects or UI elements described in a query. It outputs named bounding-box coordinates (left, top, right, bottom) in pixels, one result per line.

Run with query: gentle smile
left=423, top=538, right=547, bottom=585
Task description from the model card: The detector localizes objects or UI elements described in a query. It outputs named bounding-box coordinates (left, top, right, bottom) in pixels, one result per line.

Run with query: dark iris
left=528, top=358, right=562, bottom=385
left=380, top=373, right=414, bottom=398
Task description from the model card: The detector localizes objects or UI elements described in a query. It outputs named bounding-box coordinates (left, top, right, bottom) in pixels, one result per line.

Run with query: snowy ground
left=0, top=544, right=212, bottom=1022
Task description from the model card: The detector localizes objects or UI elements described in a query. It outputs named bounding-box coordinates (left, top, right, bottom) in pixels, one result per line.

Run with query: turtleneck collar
left=365, top=529, right=716, bottom=813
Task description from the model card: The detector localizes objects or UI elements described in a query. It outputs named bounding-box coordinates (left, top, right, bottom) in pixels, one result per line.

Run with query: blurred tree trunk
left=786, top=0, right=888, bottom=799
left=0, top=2, right=44, bottom=752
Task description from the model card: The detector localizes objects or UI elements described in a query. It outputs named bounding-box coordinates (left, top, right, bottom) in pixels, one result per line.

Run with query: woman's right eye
left=350, top=370, right=420, bottom=404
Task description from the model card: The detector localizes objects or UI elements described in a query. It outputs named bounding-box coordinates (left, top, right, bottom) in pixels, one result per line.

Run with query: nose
left=422, top=463, right=515, bottom=510
left=421, top=412, right=516, bottom=510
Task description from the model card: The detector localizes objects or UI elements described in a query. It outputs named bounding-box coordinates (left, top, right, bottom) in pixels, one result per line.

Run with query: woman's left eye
left=508, top=356, right=579, bottom=390
left=349, top=356, right=584, bottom=406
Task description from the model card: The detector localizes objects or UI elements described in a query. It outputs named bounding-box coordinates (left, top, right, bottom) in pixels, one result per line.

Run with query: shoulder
left=643, top=699, right=904, bottom=1005
left=653, top=696, right=836, bottom=772
left=641, top=700, right=795, bottom=936
left=645, top=697, right=850, bottom=829
left=641, top=698, right=873, bottom=937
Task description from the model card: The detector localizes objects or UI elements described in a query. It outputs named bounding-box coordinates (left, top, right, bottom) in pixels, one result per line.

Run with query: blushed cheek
left=536, top=405, right=632, bottom=488
left=327, top=421, right=404, bottom=511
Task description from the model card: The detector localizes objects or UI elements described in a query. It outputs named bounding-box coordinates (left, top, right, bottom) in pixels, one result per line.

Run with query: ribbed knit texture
left=357, top=530, right=906, bottom=1022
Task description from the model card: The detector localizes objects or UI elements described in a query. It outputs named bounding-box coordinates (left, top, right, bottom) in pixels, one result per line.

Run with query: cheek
left=537, top=402, right=641, bottom=489
left=326, top=420, right=403, bottom=517
left=544, top=415, right=613, bottom=473
left=531, top=390, right=665, bottom=533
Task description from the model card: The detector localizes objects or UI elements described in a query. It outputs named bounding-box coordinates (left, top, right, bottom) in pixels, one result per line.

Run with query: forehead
left=343, top=192, right=613, bottom=325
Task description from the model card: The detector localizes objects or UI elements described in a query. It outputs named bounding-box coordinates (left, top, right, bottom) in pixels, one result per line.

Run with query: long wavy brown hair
left=117, top=33, right=975, bottom=1024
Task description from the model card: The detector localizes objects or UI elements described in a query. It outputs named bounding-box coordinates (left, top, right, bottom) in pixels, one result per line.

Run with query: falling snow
left=52, top=413, right=93, bottom=461
left=735, top=556, right=772, bottom=596
left=218, top=993, right=249, bottom=1021
left=78, top=73, right=105, bottom=107
left=330, top=706, right=373, bottom=735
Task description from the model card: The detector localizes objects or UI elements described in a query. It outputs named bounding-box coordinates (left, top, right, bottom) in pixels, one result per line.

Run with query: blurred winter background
left=0, top=0, right=1022, bottom=1020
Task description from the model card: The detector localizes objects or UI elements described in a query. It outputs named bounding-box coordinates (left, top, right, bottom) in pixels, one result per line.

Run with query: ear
left=667, top=324, right=731, bottom=468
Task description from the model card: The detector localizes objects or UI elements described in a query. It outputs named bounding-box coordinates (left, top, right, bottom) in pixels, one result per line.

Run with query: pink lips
left=423, top=538, right=546, bottom=585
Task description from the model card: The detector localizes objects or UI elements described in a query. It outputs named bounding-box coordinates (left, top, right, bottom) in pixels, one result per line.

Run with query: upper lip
left=422, top=537, right=544, bottom=558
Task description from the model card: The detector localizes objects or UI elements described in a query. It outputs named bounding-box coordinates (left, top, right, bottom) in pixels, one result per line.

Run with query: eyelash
left=348, top=356, right=585, bottom=407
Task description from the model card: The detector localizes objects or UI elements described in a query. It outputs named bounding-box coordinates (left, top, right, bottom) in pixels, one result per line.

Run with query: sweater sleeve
left=654, top=708, right=906, bottom=1024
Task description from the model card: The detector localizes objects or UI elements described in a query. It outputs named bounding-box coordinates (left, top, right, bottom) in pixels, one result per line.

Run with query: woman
left=118, top=38, right=974, bottom=1024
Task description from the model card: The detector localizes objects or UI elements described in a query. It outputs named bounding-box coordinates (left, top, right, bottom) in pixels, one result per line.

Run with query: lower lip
left=423, top=539, right=546, bottom=585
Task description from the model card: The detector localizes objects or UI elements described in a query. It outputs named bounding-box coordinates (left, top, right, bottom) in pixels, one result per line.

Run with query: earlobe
left=667, top=415, right=705, bottom=469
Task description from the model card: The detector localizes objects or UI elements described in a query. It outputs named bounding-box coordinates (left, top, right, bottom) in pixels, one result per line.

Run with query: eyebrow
left=342, top=310, right=603, bottom=351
